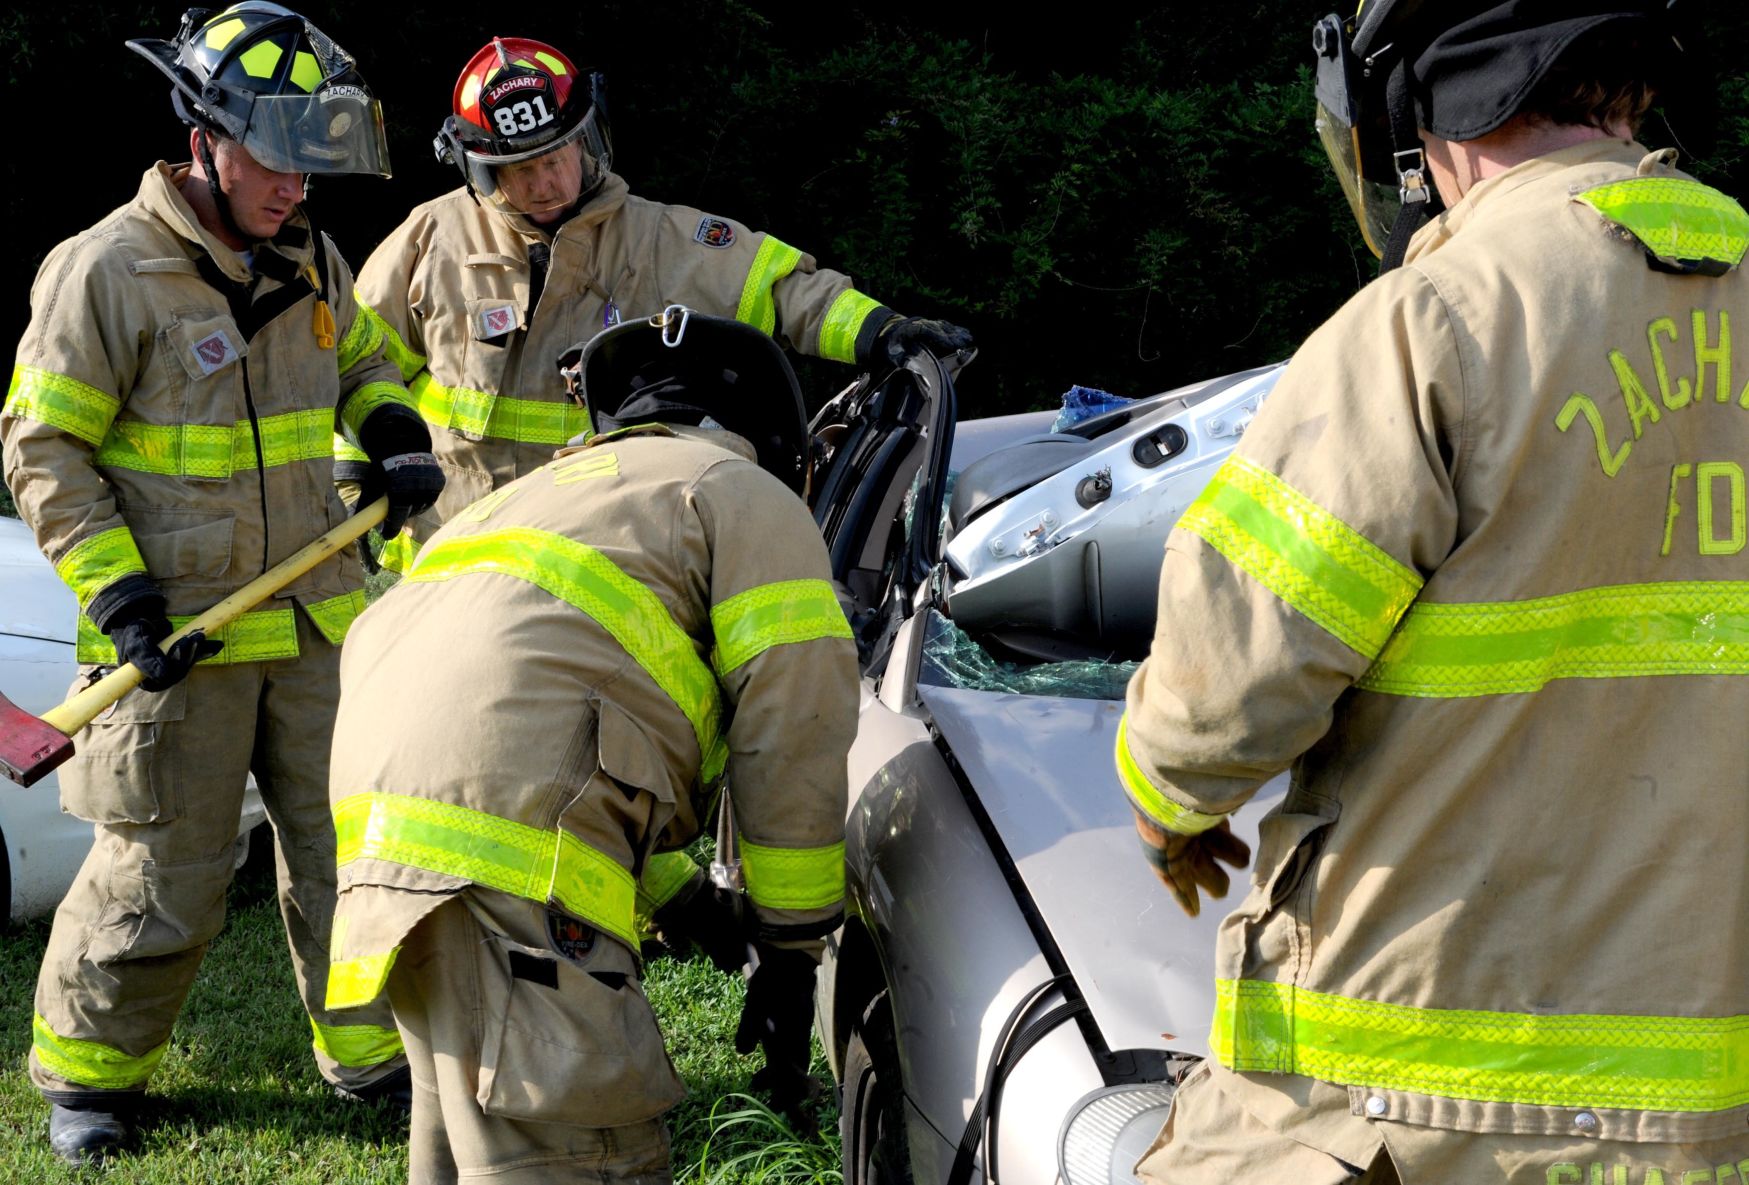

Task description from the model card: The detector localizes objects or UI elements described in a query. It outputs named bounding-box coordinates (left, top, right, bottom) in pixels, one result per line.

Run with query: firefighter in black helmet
left=1118, top=4, right=1749, bottom=1183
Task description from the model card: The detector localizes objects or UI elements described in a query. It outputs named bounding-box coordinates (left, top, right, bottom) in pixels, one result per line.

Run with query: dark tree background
left=3, top=1, right=1746, bottom=419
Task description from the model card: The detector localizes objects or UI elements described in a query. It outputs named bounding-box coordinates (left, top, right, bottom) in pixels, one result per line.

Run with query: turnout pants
left=386, top=890, right=684, bottom=1184
left=30, top=611, right=403, bottom=1097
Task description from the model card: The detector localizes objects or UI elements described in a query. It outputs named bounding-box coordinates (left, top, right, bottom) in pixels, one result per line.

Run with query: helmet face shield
left=459, top=106, right=609, bottom=216
left=1316, top=97, right=1398, bottom=259
left=241, top=87, right=392, bottom=177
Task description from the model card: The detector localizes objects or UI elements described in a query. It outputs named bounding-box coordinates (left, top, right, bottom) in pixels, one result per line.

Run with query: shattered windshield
left=917, top=609, right=1137, bottom=701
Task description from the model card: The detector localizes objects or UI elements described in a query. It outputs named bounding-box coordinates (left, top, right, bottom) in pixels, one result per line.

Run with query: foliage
left=0, top=4, right=1743, bottom=422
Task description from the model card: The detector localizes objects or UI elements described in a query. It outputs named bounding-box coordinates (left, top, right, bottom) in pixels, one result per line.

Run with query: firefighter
left=323, top=309, right=859, bottom=1183
left=351, top=36, right=973, bottom=576
left=1117, top=4, right=1749, bottom=1183
left=0, top=4, right=442, bottom=1164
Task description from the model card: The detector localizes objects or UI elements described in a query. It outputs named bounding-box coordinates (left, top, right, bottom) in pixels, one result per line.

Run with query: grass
left=0, top=846, right=840, bottom=1184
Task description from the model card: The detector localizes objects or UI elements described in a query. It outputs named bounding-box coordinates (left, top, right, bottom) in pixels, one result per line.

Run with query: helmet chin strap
left=195, top=129, right=251, bottom=247
left=1378, top=56, right=1438, bottom=273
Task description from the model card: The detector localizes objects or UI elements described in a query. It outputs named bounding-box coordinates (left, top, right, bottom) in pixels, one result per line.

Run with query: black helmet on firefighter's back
left=1312, top=0, right=1680, bottom=264
left=560, top=307, right=810, bottom=496
left=127, top=3, right=390, bottom=178
left=434, top=37, right=611, bottom=220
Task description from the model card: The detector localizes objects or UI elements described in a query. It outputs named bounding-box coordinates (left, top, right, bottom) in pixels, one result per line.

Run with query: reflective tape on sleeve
left=1212, top=978, right=1749, bottom=1112
left=818, top=289, right=884, bottom=363
left=1576, top=178, right=1749, bottom=270
left=335, top=299, right=385, bottom=374
left=334, top=433, right=369, bottom=465
left=636, top=850, right=701, bottom=916
left=76, top=606, right=300, bottom=665
left=351, top=296, right=428, bottom=382
left=32, top=1013, right=168, bottom=1091
left=376, top=530, right=421, bottom=574
left=308, top=1017, right=404, bottom=1069
left=1114, top=713, right=1230, bottom=837
left=408, top=527, right=728, bottom=780
left=710, top=578, right=852, bottom=676
left=340, top=380, right=416, bottom=437
left=333, top=791, right=639, bottom=950
left=735, top=235, right=804, bottom=336
left=303, top=590, right=369, bottom=646
left=739, top=836, right=846, bottom=911
left=54, top=527, right=147, bottom=610
left=1359, top=581, right=1749, bottom=697
left=5, top=365, right=122, bottom=446
left=1179, top=456, right=1422, bottom=658
left=95, top=407, right=337, bottom=477
left=409, top=372, right=589, bottom=445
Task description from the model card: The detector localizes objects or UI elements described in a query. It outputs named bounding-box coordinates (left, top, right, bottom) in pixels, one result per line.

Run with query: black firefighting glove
left=356, top=405, right=446, bottom=538
left=651, top=877, right=751, bottom=976
left=857, top=314, right=975, bottom=371
left=1133, top=810, right=1251, bottom=919
left=734, top=945, right=821, bottom=1123
left=90, top=578, right=223, bottom=692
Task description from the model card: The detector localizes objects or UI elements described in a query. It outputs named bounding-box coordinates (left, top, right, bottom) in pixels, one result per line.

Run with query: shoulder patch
left=694, top=216, right=736, bottom=249
left=1575, top=177, right=1749, bottom=277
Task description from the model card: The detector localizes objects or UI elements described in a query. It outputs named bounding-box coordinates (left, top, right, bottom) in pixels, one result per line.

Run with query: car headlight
left=1058, top=1083, right=1177, bottom=1185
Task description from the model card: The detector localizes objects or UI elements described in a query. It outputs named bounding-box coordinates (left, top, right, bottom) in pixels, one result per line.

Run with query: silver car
left=0, top=515, right=266, bottom=924
left=808, top=352, right=1289, bottom=1185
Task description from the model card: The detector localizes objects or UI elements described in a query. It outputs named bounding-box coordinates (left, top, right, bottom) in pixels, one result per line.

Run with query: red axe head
left=0, top=689, right=74, bottom=787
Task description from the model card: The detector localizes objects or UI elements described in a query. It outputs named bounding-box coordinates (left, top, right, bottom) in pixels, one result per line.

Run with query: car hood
left=918, top=684, right=1285, bottom=1058
left=0, top=516, right=76, bottom=644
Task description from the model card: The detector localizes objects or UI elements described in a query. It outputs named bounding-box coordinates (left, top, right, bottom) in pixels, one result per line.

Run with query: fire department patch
left=191, top=330, right=238, bottom=375
left=476, top=303, right=519, bottom=340
left=694, top=216, right=736, bottom=249
left=547, top=910, right=596, bottom=962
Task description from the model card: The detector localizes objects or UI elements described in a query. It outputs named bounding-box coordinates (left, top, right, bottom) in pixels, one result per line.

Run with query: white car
left=0, top=516, right=264, bottom=924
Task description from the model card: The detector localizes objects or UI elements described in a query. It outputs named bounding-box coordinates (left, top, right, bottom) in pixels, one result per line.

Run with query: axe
left=0, top=498, right=390, bottom=787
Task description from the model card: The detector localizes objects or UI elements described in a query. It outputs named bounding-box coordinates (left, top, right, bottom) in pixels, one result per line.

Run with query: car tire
left=841, top=994, right=913, bottom=1185
left=0, top=820, right=10, bottom=927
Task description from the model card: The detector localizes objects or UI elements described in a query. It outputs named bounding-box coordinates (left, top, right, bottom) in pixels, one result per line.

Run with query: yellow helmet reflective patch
left=459, top=74, right=482, bottom=111
left=238, top=39, right=283, bottom=81
left=291, top=50, right=322, bottom=94
left=534, top=51, right=570, bottom=77
left=204, top=17, right=247, bottom=51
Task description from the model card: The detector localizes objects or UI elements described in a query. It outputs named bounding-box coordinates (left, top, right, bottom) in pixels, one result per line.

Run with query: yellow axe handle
left=41, top=498, right=390, bottom=737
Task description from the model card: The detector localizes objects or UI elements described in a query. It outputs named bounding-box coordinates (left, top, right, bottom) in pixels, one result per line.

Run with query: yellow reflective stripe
left=739, top=837, right=845, bottom=911
left=1359, top=581, right=1749, bottom=697
left=32, top=1013, right=167, bottom=1091
left=1214, top=978, right=1749, bottom=1112
left=1180, top=455, right=1422, bottom=658
left=332, top=792, right=639, bottom=950
left=340, top=381, right=415, bottom=437
left=818, top=289, right=884, bottom=364
left=1577, top=178, right=1749, bottom=269
left=1114, top=714, right=1229, bottom=836
left=76, top=607, right=300, bottom=665
left=410, top=371, right=590, bottom=445
left=304, top=590, right=369, bottom=646
left=335, top=299, right=383, bottom=373
left=95, top=408, right=337, bottom=477
left=710, top=578, right=852, bottom=677
left=54, top=527, right=147, bottom=610
left=735, top=235, right=804, bottom=336
left=309, top=1018, right=404, bottom=1069
left=377, top=531, right=421, bottom=574
left=334, top=433, right=369, bottom=464
left=351, top=297, right=427, bottom=382
left=636, top=850, right=700, bottom=916
left=325, top=950, right=402, bottom=1011
left=408, top=527, right=729, bottom=779
left=5, top=365, right=121, bottom=446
